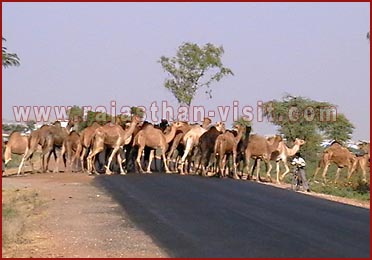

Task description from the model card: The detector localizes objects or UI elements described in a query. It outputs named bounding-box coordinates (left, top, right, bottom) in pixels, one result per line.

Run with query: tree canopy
left=159, top=42, right=233, bottom=106
left=2, top=37, right=20, bottom=68
left=263, top=95, right=354, bottom=160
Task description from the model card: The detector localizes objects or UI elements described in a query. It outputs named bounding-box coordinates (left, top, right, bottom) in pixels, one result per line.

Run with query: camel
left=3, top=132, right=33, bottom=174
left=87, top=116, right=140, bottom=175
left=178, top=118, right=212, bottom=174
left=197, top=122, right=226, bottom=176
left=133, top=121, right=182, bottom=173
left=313, top=142, right=358, bottom=183
left=75, top=122, right=101, bottom=172
left=167, top=117, right=211, bottom=170
left=58, top=131, right=81, bottom=172
left=352, top=142, right=370, bottom=182
left=18, top=121, right=74, bottom=174
left=269, top=138, right=306, bottom=183
left=243, top=134, right=282, bottom=181
left=214, top=124, right=245, bottom=179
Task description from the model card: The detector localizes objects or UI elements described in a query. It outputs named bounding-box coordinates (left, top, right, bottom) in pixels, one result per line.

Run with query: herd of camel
left=3, top=116, right=370, bottom=184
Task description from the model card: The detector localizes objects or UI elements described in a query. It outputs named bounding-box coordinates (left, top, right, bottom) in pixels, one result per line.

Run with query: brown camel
left=197, top=122, right=226, bottom=176
left=244, top=134, right=282, bottom=182
left=214, top=124, right=245, bottom=179
left=75, top=122, right=101, bottom=172
left=270, top=138, right=306, bottom=183
left=58, top=131, right=81, bottom=172
left=3, top=132, right=33, bottom=174
left=87, top=116, right=140, bottom=175
left=133, top=122, right=182, bottom=173
left=313, top=142, right=357, bottom=183
left=19, top=121, right=74, bottom=174
left=178, top=118, right=212, bottom=174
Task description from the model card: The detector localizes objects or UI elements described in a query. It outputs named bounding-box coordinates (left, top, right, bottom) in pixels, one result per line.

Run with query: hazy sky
left=2, top=2, right=370, bottom=140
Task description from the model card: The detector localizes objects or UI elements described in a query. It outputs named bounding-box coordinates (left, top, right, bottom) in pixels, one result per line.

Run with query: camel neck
left=235, top=129, right=244, bottom=143
left=269, top=137, right=281, bottom=152
left=287, top=143, right=301, bottom=157
left=165, top=125, right=177, bottom=144
left=126, top=120, right=138, bottom=137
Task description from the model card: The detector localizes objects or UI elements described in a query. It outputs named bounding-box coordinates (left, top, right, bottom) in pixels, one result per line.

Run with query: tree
left=130, top=106, right=145, bottom=118
left=233, top=116, right=252, bottom=128
left=263, top=95, right=354, bottom=161
left=67, top=105, right=85, bottom=131
left=159, top=42, right=233, bottom=106
left=26, top=120, right=36, bottom=132
left=2, top=38, right=20, bottom=68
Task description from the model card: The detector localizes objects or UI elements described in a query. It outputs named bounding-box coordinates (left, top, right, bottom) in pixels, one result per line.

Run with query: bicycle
left=290, top=165, right=302, bottom=191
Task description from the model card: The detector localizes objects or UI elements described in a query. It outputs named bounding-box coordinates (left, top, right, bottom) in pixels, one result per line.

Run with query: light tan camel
left=270, top=138, right=306, bottom=183
left=87, top=116, right=140, bottom=175
left=313, top=142, right=358, bottom=183
left=178, top=118, right=212, bottom=174
left=353, top=142, right=370, bottom=182
left=58, top=131, right=81, bottom=172
left=133, top=122, right=182, bottom=173
left=243, top=134, right=282, bottom=181
left=214, top=125, right=245, bottom=179
left=19, top=121, right=73, bottom=174
left=3, top=132, right=33, bottom=174
left=167, top=117, right=211, bottom=168
left=75, top=122, right=101, bottom=172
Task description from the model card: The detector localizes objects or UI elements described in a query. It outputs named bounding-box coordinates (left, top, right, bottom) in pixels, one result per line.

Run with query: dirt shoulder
left=2, top=172, right=167, bottom=258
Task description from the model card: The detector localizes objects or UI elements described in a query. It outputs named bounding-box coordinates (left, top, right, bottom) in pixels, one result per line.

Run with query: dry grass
left=2, top=188, right=43, bottom=250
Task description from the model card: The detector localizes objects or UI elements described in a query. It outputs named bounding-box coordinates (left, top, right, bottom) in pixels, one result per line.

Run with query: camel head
left=52, top=121, right=62, bottom=127
left=294, top=138, right=306, bottom=146
left=357, top=141, right=370, bottom=154
left=132, top=115, right=141, bottom=124
left=202, top=117, right=212, bottom=129
left=233, top=123, right=245, bottom=133
left=215, top=122, right=226, bottom=133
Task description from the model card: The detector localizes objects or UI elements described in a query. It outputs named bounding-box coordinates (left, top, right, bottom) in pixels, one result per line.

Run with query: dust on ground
left=2, top=171, right=168, bottom=258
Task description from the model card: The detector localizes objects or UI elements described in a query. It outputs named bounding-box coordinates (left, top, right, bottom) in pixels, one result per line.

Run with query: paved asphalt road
left=95, top=173, right=370, bottom=258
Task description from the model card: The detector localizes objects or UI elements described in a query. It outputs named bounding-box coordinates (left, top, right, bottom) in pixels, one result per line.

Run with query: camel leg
left=55, top=145, right=66, bottom=173
left=279, top=162, right=290, bottom=182
left=334, top=167, right=342, bottom=184
left=256, top=159, right=261, bottom=182
left=275, top=161, right=281, bottom=183
left=232, top=152, right=239, bottom=180
left=313, top=166, right=321, bottom=181
left=105, top=146, right=121, bottom=175
left=80, top=147, right=87, bottom=172
left=359, top=160, right=367, bottom=182
left=265, top=160, right=273, bottom=182
left=179, top=139, right=192, bottom=175
left=41, top=145, right=53, bottom=173
left=220, top=155, right=226, bottom=178
left=321, top=163, right=330, bottom=183
left=117, top=149, right=126, bottom=175
left=136, top=146, right=145, bottom=173
left=162, top=149, right=171, bottom=173
left=242, top=155, right=251, bottom=180
left=18, top=155, right=27, bottom=175
left=146, top=150, right=154, bottom=173
left=4, top=146, right=12, bottom=167
left=87, top=145, right=104, bottom=175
